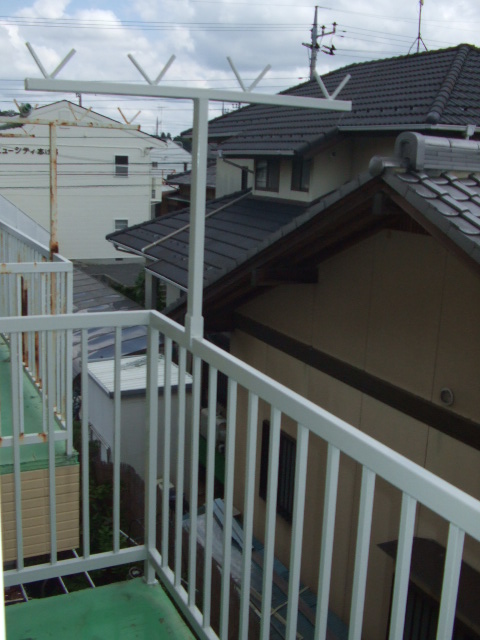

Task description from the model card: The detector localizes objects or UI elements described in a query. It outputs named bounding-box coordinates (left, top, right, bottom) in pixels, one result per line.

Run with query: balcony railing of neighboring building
left=1, top=309, right=479, bottom=640
left=0, top=204, right=73, bottom=453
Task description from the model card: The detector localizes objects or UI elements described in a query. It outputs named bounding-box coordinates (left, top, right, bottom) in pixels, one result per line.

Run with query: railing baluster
left=10, top=332, right=24, bottom=570
left=239, top=391, right=259, bottom=640
left=388, top=493, right=417, bottom=640
left=315, top=444, right=340, bottom=640
left=162, top=337, right=172, bottom=567
left=436, top=523, right=465, bottom=640
left=188, top=355, right=202, bottom=609
left=144, top=324, right=159, bottom=584
left=174, top=346, right=187, bottom=587
left=203, top=365, right=218, bottom=630
left=348, top=466, right=376, bottom=640
left=80, top=329, right=90, bottom=558
left=219, top=378, right=238, bottom=639
left=47, top=331, right=57, bottom=563
left=286, top=424, right=309, bottom=640
left=260, top=407, right=281, bottom=640
left=113, top=326, right=121, bottom=554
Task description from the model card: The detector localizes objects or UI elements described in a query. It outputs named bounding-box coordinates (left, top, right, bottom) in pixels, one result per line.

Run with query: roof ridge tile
left=426, top=45, right=470, bottom=124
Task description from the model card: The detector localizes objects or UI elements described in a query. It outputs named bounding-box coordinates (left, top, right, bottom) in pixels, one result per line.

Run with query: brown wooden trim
left=234, top=313, right=480, bottom=452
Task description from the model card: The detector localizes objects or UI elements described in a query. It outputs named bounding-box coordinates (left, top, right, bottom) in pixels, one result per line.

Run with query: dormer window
left=255, top=158, right=280, bottom=192
left=291, top=157, right=311, bottom=192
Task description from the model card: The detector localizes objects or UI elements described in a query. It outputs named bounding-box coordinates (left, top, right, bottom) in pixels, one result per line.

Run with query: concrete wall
left=1, top=465, right=80, bottom=562
left=231, top=230, right=480, bottom=639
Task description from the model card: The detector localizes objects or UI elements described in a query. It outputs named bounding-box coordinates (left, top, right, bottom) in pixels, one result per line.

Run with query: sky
left=1, top=0, right=480, bottom=137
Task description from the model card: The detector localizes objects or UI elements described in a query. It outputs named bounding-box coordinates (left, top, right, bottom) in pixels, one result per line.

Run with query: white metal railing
left=1, top=309, right=479, bottom=640
left=0, top=217, right=73, bottom=442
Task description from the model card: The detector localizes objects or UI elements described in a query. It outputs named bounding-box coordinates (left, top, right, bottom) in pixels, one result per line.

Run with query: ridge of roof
left=199, top=44, right=480, bottom=156
left=426, top=44, right=471, bottom=124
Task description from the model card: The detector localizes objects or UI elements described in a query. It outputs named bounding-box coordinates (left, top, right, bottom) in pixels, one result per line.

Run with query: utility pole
left=302, top=7, right=337, bottom=80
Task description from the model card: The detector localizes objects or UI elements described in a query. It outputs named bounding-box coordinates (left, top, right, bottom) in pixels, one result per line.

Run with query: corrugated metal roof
left=88, top=354, right=192, bottom=397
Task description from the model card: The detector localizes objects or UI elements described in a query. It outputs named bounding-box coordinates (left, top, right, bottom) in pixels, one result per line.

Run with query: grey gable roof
left=107, top=191, right=309, bottom=291
left=203, top=45, right=480, bottom=155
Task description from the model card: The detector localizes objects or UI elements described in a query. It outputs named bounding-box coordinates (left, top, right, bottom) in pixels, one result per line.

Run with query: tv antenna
left=409, top=0, right=427, bottom=54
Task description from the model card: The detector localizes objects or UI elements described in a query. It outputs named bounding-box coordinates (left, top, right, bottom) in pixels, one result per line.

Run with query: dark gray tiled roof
left=107, top=191, right=309, bottom=290
left=167, top=163, right=216, bottom=189
left=203, top=45, right=480, bottom=155
left=108, top=167, right=480, bottom=303
left=384, top=170, right=480, bottom=262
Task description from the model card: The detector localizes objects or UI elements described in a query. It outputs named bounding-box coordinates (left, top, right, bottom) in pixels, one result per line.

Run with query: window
left=152, top=161, right=158, bottom=169
left=255, top=159, right=280, bottom=192
left=291, top=157, right=311, bottom=192
left=114, top=219, right=128, bottom=232
left=259, top=420, right=296, bottom=521
left=241, top=167, right=249, bottom=191
left=115, top=155, right=129, bottom=177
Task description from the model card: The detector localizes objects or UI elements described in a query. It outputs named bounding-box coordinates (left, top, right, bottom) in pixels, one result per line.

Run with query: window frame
left=259, top=419, right=296, bottom=522
left=115, top=155, right=129, bottom=177
left=291, top=157, right=311, bottom=192
left=255, top=158, right=280, bottom=192
left=114, top=218, right=129, bottom=232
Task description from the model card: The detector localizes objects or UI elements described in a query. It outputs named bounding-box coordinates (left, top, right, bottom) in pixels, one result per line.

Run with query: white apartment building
left=0, top=100, right=191, bottom=262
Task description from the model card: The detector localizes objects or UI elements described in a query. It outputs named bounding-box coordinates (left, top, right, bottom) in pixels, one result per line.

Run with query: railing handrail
left=0, top=309, right=479, bottom=543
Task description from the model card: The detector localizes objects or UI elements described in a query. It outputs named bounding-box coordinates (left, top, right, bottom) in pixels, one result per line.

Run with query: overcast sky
left=2, top=0, right=480, bottom=136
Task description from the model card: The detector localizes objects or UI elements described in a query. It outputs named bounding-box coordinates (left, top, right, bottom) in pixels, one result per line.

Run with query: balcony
left=1, top=306, right=480, bottom=640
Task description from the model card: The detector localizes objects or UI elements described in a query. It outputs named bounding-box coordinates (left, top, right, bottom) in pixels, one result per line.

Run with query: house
left=3, top=48, right=480, bottom=640
left=107, top=45, right=480, bottom=640
left=0, top=100, right=191, bottom=262
left=159, top=161, right=217, bottom=216
left=150, top=139, right=192, bottom=215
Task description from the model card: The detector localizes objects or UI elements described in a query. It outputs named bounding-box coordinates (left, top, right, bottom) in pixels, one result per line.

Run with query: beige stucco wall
left=216, top=135, right=397, bottom=204
left=1, top=465, right=80, bottom=562
left=231, top=230, right=480, bottom=639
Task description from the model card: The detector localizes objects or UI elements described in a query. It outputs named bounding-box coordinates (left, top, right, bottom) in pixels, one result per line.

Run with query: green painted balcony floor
left=0, top=336, right=78, bottom=474
left=6, top=578, right=196, bottom=639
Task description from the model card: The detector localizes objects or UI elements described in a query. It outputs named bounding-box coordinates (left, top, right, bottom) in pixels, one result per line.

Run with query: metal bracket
left=227, top=57, right=271, bottom=92
left=127, top=54, right=176, bottom=86
left=117, top=107, right=141, bottom=125
left=313, top=70, right=351, bottom=100
left=67, top=102, right=92, bottom=123
left=26, top=42, right=76, bottom=79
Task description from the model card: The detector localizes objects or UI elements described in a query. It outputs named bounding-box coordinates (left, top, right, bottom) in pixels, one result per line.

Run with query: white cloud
left=1, top=0, right=480, bottom=135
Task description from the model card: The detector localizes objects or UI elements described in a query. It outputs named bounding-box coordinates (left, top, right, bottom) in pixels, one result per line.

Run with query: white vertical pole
left=349, top=466, right=376, bottom=640
left=219, top=378, right=238, bottom=638
left=239, top=392, right=259, bottom=640
left=388, top=493, right=417, bottom=640
left=260, top=408, right=281, bottom=640
left=185, top=97, right=209, bottom=343
left=436, top=524, right=465, bottom=640
left=144, top=323, right=159, bottom=585
left=315, top=444, right=340, bottom=640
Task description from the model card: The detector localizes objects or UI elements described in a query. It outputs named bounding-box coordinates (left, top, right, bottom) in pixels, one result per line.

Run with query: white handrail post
left=185, top=97, right=208, bottom=344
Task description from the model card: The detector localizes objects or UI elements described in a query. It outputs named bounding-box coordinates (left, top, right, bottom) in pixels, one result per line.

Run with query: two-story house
left=107, top=44, right=480, bottom=640
left=0, top=100, right=191, bottom=262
